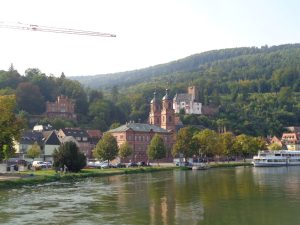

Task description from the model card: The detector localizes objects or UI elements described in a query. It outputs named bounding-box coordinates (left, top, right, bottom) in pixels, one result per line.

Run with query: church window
left=169, top=116, right=172, bottom=122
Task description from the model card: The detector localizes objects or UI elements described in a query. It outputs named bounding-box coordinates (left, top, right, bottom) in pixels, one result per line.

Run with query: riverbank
left=0, top=162, right=251, bottom=189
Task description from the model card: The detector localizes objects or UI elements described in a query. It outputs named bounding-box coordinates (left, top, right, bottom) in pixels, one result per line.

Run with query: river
left=1, top=166, right=300, bottom=225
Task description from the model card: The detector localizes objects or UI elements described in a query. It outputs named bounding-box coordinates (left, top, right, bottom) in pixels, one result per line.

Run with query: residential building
left=14, top=131, right=44, bottom=159
left=281, top=133, right=300, bottom=150
left=57, top=128, right=93, bottom=158
left=87, top=130, right=102, bottom=152
left=42, top=131, right=61, bottom=161
left=46, top=95, right=76, bottom=120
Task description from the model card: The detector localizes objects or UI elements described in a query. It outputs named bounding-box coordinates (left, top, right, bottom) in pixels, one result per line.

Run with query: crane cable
left=0, top=21, right=116, bottom=37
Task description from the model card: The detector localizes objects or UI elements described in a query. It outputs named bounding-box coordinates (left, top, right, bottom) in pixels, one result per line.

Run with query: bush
left=53, top=141, right=86, bottom=173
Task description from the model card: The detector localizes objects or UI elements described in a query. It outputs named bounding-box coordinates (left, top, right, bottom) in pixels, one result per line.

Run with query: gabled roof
left=19, top=131, right=44, bottom=145
left=108, top=123, right=169, bottom=133
left=43, top=131, right=61, bottom=145
left=173, top=93, right=192, bottom=103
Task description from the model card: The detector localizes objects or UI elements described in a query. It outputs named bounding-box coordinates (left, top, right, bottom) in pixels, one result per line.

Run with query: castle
left=173, top=86, right=202, bottom=114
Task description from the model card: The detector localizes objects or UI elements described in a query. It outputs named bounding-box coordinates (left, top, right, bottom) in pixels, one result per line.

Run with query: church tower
left=161, top=89, right=175, bottom=131
left=149, top=91, right=161, bottom=126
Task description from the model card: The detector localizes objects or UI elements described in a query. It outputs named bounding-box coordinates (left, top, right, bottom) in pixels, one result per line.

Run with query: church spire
left=161, top=89, right=175, bottom=131
left=149, top=91, right=161, bottom=126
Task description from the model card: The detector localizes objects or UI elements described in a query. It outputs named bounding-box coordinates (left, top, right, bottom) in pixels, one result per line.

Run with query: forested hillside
left=1, top=44, right=300, bottom=136
left=73, top=44, right=300, bottom=136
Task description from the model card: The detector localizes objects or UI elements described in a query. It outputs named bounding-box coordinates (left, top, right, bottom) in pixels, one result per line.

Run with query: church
left=108, top=89, right=176, bottom=163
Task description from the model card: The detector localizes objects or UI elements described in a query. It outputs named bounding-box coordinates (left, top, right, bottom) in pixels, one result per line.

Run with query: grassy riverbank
left=0, top=166, right=175, bottom=189
left=0, top=162, right=251, bottom=189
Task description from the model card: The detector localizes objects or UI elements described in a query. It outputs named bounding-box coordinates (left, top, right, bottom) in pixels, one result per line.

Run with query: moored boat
left=192, top=163, right=210, bottom=170
left=252, top=150, right=300, bottom=167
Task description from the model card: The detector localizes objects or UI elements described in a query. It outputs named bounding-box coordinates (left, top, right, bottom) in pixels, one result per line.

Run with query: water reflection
left=1, top=168, right=300, bottom=224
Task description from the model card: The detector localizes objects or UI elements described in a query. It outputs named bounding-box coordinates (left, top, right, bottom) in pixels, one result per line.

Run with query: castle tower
left=161, top=89, right=175, bottom=131
left=149, top=91, right=161, bottom=126
left=188, top=86, right=198, bottom=101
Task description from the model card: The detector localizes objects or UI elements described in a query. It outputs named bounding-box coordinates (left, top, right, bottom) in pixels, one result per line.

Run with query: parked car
left=6, top=158, right=27, bottom=171
left=127, top=162, right=138, bottom=167
left=113, top=163, right=126, bottom=168
left=32, top=161, right=51, bottom=169
left=100, top=162, right=109, bottom=169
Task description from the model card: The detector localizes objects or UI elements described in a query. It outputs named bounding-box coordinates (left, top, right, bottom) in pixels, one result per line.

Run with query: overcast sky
left=0, top=0, right=299, bottom=77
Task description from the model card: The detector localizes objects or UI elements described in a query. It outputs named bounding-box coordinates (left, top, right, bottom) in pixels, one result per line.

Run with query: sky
left=0, top=0, right=299, bottom=77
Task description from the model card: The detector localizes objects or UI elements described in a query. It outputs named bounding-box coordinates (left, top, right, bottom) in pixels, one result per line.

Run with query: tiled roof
left=87, top=130, right=102, bottom=138
left=173, top=93, right=192, bottom=103
left=20, top=131, right=44, bottom=145
left=108, top=123, right=169, bottom=133
left=61, top=128, right=89, bottom=138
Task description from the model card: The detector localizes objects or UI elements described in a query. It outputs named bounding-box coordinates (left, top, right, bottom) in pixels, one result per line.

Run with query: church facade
left=108, top=89, right=175, bottom=163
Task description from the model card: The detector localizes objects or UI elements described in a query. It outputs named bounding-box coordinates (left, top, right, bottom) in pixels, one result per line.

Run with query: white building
left=173, top=86, right=202, bottom=114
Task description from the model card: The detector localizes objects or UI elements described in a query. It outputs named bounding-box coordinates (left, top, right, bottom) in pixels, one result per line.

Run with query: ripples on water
left=1, top=167, right=300, bottom=225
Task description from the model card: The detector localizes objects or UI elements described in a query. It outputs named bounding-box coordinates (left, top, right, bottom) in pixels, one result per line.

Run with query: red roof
left=87, top=130, right=102, bottom=138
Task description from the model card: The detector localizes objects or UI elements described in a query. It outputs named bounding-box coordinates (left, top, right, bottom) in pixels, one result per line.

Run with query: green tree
left=232, top=134, right=265, bottom=161
left=220, top=132, right=235, bottom=162
left=53, top=141, right=86, bottom=172
left=109, top=122, right=121, bottom=130
left=147, top=134, right=166, bottom=165
left=26, top=142, right=41, bottom=160
left=16, top=82, right=45, bottom=114
left=268, top=143, right=282, bottom=150
left=172, top=127, right=198, bottom=161
left=93, top=133, right=118, bottom=165
left=119, top=141, right=133, bottom=159
left=194, top=129, right=222, bottom=160
left=0, top=95, right=24, bottom=161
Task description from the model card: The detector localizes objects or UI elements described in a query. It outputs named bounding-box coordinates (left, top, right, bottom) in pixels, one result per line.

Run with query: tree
left=172, top=127, right=198, bottom=161
left=220, top=132, right=235, bottom=162
left=109, top=122, right=121, bottom=130
left=194, top=129, right=222, bottom=160
left=268, top=143, right=282, bottom=150
left=232, top=135, right=265, bottom=161
left=27, top=142, right=41, bottom=160
left=16, top=82, right=45, bottom=114
left=0, top=95, right=24, bottom=162
left=93, top=133, right=118, bottom=165
left=119, top=141, right=133, bottom=159
left=53, top=141, right=86, bottom=173
left=147, top=134, right=166, bottom=165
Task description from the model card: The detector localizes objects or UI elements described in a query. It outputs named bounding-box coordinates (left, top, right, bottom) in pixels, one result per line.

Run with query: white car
left=32, top=161, right=51, bottom=168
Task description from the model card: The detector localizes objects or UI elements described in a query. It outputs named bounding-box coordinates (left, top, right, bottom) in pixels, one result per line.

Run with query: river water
left=1, top=166, right=300, bottom=225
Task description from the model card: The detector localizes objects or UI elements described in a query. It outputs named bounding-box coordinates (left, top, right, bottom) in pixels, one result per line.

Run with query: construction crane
left=0, top=21, right=116, bottom=37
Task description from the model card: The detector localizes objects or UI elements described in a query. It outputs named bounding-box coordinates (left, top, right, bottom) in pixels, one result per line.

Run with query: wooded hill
left=1, top=44, right=300, bottom=137
left=72, top=44, right=300, bottom=136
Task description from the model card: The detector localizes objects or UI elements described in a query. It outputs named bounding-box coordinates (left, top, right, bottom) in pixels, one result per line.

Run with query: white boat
left=252, top=150, right=300, bottom=167
left=192, top=163, right=210, bottom=170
